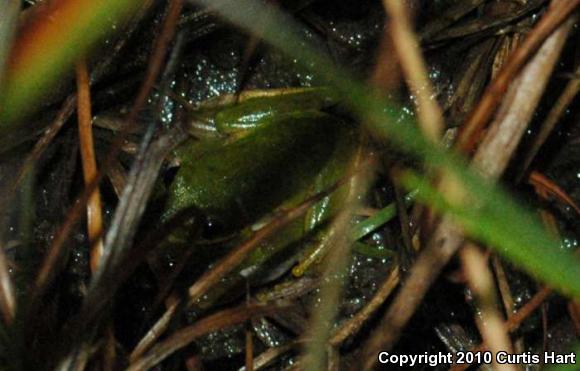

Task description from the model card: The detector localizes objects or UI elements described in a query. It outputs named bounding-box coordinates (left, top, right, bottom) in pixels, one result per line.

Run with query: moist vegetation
left=0, top=0, right=579, bottom=370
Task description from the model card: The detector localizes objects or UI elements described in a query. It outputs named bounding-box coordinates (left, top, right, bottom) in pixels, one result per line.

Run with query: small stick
left=245, top=280, right=254, bottom=371
left=519, top=63, right=580, bottom=176
left=529, top=171, right=580, bottom=216
left=460, top=244, right=516, bottom=371
left=12, top=95, right=76, bottom=192
left=75, top=59, right=104, bottom=273
left=127, top=0, right=183, bottom=125
left=382, top=0, right=444, bottom=142
left=330, top=267, right=399, bottom=346
left=128, top=303, right=287, bottom=371
left=0, top=240, right=15, bottom=325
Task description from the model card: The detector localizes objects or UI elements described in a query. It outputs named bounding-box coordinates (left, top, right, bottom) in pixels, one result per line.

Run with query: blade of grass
left=0, top=0, right=141, bottom=126
left=302, top=146, right=372, bottom=371
left=546, top=342, right=580, bottom=371
left=351, top=191, right=415, bottom=241
left=0, top=0, right=20, bottom=95
left=400, top=170, right=579, bottom=296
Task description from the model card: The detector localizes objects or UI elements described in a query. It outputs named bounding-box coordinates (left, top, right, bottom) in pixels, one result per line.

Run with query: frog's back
left=164, top=111, right=353, bottom=230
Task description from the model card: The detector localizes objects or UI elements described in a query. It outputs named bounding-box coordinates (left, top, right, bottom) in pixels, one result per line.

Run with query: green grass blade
left=352, top=192, right=415, bottom=241
left=401, top=170, right=580, bottom=297
left=0, top=0, right=141, bottom=127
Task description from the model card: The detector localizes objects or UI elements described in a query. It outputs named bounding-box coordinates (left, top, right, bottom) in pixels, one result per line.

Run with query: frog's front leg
left=158, top=88, right=355, bottom=305
left=240, top=120, right=361, bottom=280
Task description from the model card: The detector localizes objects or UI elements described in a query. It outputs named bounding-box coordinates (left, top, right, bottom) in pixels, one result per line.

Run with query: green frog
left=161, top=87, right=360, bottom=283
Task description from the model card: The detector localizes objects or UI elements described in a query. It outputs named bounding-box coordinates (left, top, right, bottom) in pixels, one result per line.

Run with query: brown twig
left=330, top=266, right=399, bottom=346
left=76, top=59, right=104, bottom=273
left=492, top=255, right=525, bottom=354
left=493, top=258, right=516, bottom=317
left=418, top=0, right=486, bottom=42
left=235, top=34, right=262, bottom=101
left=128, top=303, right=289, bottom=371
left=12, top=95, right=76, bottom=192
left=0, top=240, right=15, bottom=325
left=520, top=63, right=580, bottom=176
left=245, top=341, right=300, bottom=371
left=423, top=0, right=547, bottom=45
left=129, top=299, right=181, bottom=362
left=533, top=172, right=562, bottom=235
left=459, top=243, right=515, bottom=371
left=54, top=21, right=187, bottom=361
left=382, top=0, right=444, bottom=142
left=568, top=299, right=580, bottom=334
left=529, top=171, right=580, bottom=216
left=360, top=218, right=464, bottom=371
left=470, top=17, right=573, bottom=178
left=127, top=0, right=183, bottom=125
left=507, top=287, right=554, bottom=335
left=105, top=158, right=128, bottom=198
left=245, top=316, right=254, bottom=371
left=33, top=159, right=101, bottom=296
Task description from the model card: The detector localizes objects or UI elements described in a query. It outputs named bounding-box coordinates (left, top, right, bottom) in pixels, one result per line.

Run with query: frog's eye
left=163, top=166, right=179, bottom=187
left=202, top=217, right=228, bottom=239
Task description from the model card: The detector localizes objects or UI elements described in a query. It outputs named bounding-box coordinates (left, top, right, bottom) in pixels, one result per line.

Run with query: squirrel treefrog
left=162, top=87, right=360, bottom=281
